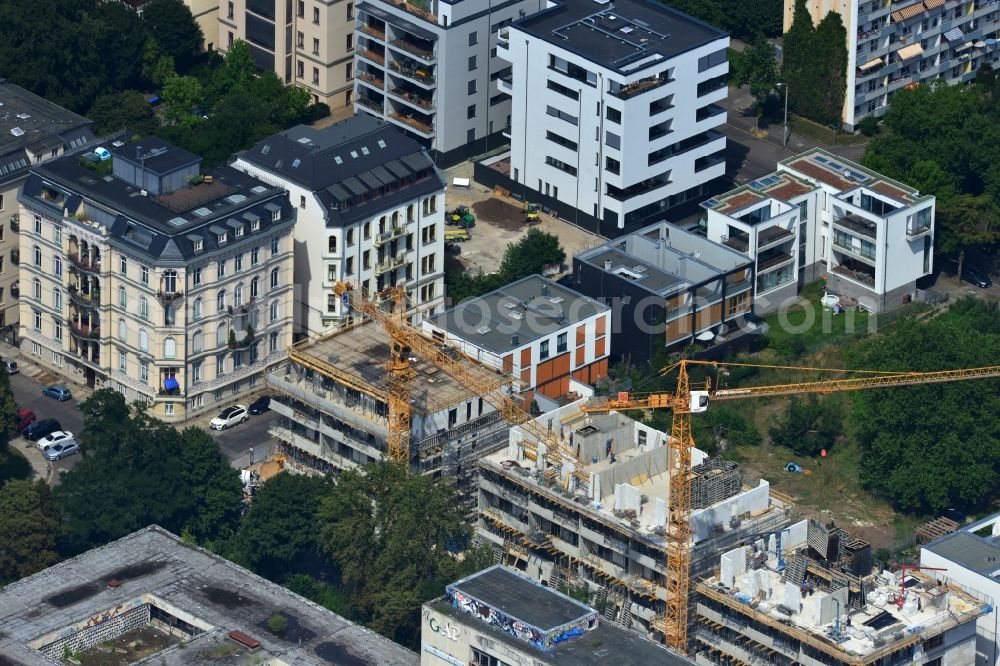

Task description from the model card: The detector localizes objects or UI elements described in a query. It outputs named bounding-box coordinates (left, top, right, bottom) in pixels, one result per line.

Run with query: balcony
left=388, top=60, right=435, bottom=86
left=906, top=220, right=932, bottom=238
left=833, top=237, right=876, bottom=263
left=757, top=251, right=794, bottom=272
left=157, top=290, right=183, bottom=307
left=695, top=103, right=726, bottom=123
left=388, top=112, right=434, bottom=137
left=387, top=0, right=438, bottom=24
left=374, top=253, right=406, bottom=275
left=356, top=96, right=384, bottom=114
left=722, top=234, right=749, bottom=253
left=832, top=263, right=876, bottom=287
left=694, top=151, right=726, bottom=173
left=609, top=74, right=671, bottom=100
left=68, top=286, right=101, bottom=308
left=356, top=47, right=385, bottom=66
left=497, top=74, right=512, bottom=94
left=374, top=225, right=405, bottom=247
left=498, top=29, right=509, bottom=49
left=834, top=213, right=878, bottom=239
left=388, top=37, right=435, bottom=62
left=605, top=175, right=671, bottom=202
left=68, top=252, right=101, bottom=274
left=69, top=321, right=101, bottom=339
left=9, top=214, right=18, bottom=232
left=358, top=23, right=386, bottom=41
left=357, top=71, right=385, bottom=89
left=387, top=87, right=434, bottom=110
left=757, top=225, right=795, bottom=250
left=10, top=248, right=18, bottom=266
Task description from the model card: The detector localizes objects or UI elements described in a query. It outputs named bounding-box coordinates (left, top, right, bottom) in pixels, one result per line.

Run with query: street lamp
left=776, top=82, right=790, bottom=147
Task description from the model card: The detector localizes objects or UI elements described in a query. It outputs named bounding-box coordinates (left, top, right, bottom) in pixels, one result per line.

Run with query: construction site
left=267, top=319, right=511, bottom=510
left=476, top=399, right=792, bottom=643
left=693, top=519, right=989, bottom=666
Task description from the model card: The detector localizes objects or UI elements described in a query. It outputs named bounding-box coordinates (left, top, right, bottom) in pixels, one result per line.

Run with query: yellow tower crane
left=581, top=359, right=1000, bottom=652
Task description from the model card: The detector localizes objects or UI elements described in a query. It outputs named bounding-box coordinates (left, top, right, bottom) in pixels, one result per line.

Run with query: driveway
left=8, top=371, right=86, bottom=483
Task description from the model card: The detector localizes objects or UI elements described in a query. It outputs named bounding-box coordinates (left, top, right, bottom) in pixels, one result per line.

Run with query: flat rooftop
left=702, top=172, right=818, bottom=215
left=515, top=0, right=726, bottom=74
left=289, top=320, right=508, bottom=413
left=426, top=275, right=609, bottom=355
left=701, top=565, right=985, bottom=658
left=779, top=148, right=927, bottom=206
left=924, top=513, right=1000, bottom=579
left=576, top=222, right=750, bottom=296
left=0, top=526, right=417, bottom=666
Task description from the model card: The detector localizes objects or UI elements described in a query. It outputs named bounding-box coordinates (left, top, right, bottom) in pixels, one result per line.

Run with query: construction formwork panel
left=690, top=459, right=741, bottom=510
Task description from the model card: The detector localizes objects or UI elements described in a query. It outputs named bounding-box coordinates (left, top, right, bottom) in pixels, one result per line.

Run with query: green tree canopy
left=446, top=228, right=566, bottom=303
left=318, top=462, right=476, bottom=646
left=141, top=0, right=203, bottom=69
left=769, top=395, right=843, bottom=457
left=94, top=1, right=149, bottom=91
left=161, top=75, right=205, bottom=127
left=0, top=479, right=61, bottom=584
left=846, top=298, right=1000, bottom=513
left=781, top=0, right=848, bottom=125
left=87, top=91, right=159, bottom=136
left=936, top=194, right=999, bottom=280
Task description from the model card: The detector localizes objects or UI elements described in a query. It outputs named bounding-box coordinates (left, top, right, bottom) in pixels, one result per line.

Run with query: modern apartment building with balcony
left=572, top=222, right=757, bottom=365
left=0, top=81, right=95, bottom=338
left=17, top=138, right=296, bottom=422
left=219, top=0, right=356, bottom=110
left=353, top=0, right=546, bottom=166
left=234, top=116, right=445, bottom=336
left=481, top=0, right=728, bottom=236
left=702, top=148, right=934, bottom=313
left=784, top=0, right=1000, bottom=129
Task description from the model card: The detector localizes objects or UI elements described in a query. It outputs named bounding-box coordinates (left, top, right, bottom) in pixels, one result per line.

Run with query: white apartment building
left=235, top=116, right=445, bottom=337
left=353, top=0, right=546, bottom=166
left=219, top=0, right=356, bottom=110
left=492, top=0, right=728, bottom=236
left=922, top=512, right=1000, bottom=666
left=784, top=0, right=1000, bottom=129
left=18, top=138, right=296, bottom=422
left=422, top=275, right=610, bottom=399
left=702, top=148, right=934, bottom=313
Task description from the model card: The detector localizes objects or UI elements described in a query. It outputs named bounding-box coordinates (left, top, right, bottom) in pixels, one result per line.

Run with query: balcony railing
left=757, top=251, right=794, bottom=272
left=68, top=287, right=101, bottom=308
left=357, top=72, right=385, bottom=89
left=609, top=74, right=671, bottom=100
left=69, top=322, right=101, bottom=339
left=68, top=252, right=101, bottom=273
left=832, top=264, right=876, bottom=287
left=834, top=214, right=878, bottom=239
left=757, top=226, right=795, bottom=249
left=356, top=47, right=385, bottom=65
left=356, top=96, right=384, bottom=113
left=906, top=222, right=932, bottom=238
left=388, top=60, right=435, bottom=85
left=389, top=38, right=435, bottom=62
left=387, top=0, right=438, bottom=24
left=389, top=112, right=434, bottom=136
left=374, top=253, right=406, bottom=275
left=374, top=226, right=405, bottom=247
left=722, top=235, right=749, bottom=253
left=833, top=237, right=877, bottom=261
left=358, top=23, right=386, bottom=40
left=388, top=87, right=434, bottom=110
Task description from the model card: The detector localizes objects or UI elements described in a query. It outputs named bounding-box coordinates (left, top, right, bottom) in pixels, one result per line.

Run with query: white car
left=37, top=430, right=75, bottom=452
left=210, top=405, right=248, bottom=431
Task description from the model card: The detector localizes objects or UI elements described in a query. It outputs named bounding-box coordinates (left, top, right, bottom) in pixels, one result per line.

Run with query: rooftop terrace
left=779, top=148, right=927, bottom=206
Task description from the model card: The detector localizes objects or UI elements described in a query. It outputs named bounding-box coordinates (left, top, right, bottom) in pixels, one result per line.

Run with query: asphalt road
left=9, top=372, right=85, bottom=477
left=208, top=409, right=279, bottom=467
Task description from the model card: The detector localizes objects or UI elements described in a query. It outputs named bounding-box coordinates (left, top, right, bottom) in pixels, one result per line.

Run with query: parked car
left=37, top=430, right=75, bottom=452
left=5, top=360, right=17, bottom=374
left=15, top=408, right=36, bottom=433
left=24, top=418, right=61, bottom=442
left=44, top=440, right=80, bottom=461
left=248, top=395, right=273, bottom=415
left=42, top=385, right=72, bottom=401
left=210, top=405, right=248, bottom=430
left=961, top=265, right=993, bottom=288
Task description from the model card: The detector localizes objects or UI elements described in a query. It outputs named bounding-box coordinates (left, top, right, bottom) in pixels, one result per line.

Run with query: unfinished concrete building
left=476, top=400, right=791, bottom=644
left=267, top=320, right=510, bottom=510
left=694, top=519, right=989, bottom=666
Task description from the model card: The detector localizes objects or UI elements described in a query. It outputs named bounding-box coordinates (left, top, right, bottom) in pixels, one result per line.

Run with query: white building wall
left=922, top=549, right=1000, bottom=666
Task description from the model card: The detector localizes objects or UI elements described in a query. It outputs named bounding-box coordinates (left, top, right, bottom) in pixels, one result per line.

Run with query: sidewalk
left=10, top=438, right=54, bottom=483
left=0, top=340, right=97, bottom=402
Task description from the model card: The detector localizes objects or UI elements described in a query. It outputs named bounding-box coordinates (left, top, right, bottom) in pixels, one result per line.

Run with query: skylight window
left=9, top=127, right=23, bottom=137
left=361, top=146, right=370, bottom=155
left=350, top=151, right=359, bottom=159
left=377, top=139, right=387, bottom=148
left=193, top=207, right=211, bottom=217
left=334, top=156, right=343, bottom=165
left=292, top=158, right=301, bottom=168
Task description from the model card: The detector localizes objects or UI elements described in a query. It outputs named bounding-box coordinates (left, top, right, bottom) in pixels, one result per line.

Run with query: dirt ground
left=441, top=161, right=603, bottom=275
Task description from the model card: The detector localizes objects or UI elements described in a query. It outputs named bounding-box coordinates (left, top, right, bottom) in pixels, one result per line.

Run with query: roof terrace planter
left=609, top=75, right=671, bottom=100
left=390, top=0, right=438, bottom=24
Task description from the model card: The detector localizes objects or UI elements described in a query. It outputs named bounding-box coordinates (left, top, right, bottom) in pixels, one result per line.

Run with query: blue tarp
left=163, top=377, right=179, bottom=391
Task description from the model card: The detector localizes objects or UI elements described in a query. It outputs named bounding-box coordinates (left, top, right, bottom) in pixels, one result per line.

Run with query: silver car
left=44, top=441, right=80, bottom=461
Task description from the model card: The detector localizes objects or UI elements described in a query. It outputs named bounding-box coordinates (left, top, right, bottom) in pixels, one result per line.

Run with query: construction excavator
left=333, top=281, right=1000, bottom=652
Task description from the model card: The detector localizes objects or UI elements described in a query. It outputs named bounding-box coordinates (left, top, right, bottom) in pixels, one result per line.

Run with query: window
left=120, top=255, right=127, bottom=274
left=468, top=79, right=477, bottom=95
left=468, top=55, right=477, bottom=71
left=33, top=309, right=41, bottom=331
left=139, top=360, right=149, bottom=384
left=119, top=350, right=128, bottom=372
left=216, top=324, right=227, bottom=347
left=547, top=79, right=579, bottom=100
left=34, top=215, right=42, bottom=235
left=141, top=265, right=149, bottom=284
left=164, top=337, right=176, bottom=359
left=271, top=237, right=280, bottom=255
left=421, top=254, right=436, bottom=274
left=192, top=330, right=203, bottom=353
left=116, top=286, right=126, bottom=308
left=193, top=267, right=202, bottom=286
left=53, top=319, right=62, bottom=341
left=605, top=131, right=621, bottom=150
left=270, top=330, right=279, bottom=353
left=467, top=128, right=476, bottom=143
left=139, top=296, right=149, bottom=320
left=347, top=1, right=353, bottom=18
left=251, top=247, right=260, bottom=265
left=118, top=318, right=127, bottom=340
left=270, top=267, right=280, bottom=289
left=469, top=31, right=478, bottom=45
left=606, top=156, right=621, bottom=174
left=297, top=60, right=304, bottom=79
left=54, top=289, right=62, bottom=312
left=313, top=6, right=319, bottom=23
left=227, top=0, right=233, bottom=18
left=697, top=48, right=727, bottom=72
left=33, top=245, right=41, bottom=267
left=270, top=299, right=279, bottom=321
left=217, top=289, right=226, bottom=312
left=54, top=226, right=61, bottom=246
left=467, top=104, right=476, bottom=119
left=346, top=33, right=353, bottom=51
left=545, top=130, right=577, bottom=151
left=297, top=31, right=304, bottom=48
left=228, top=31, right=233, bottom=48
left=192, top=361, right=202, bottom=384
left=727, top=291, right=748, bottom=316
left=234, top=282, right=245, bottom=307
left=545, top=105, right=578, bottom=126
left=540, top=340, right=550, bottom=360
left=545, top=156, right=577, bottom=176
left=328, top=236, right=337, bottom=254
left=557, top=332, right=567, bottom=353
left=194, top=239, right=203, bottom=252
left=217, top=259, right=226, bottom=278
left=164, top=403, right=174, bottom=417
left=139, top=328, right=149, bottom=352
left=251, top=276, right=260, bottom=299
left=313, top=66, right=319, bottom=84
left=297, top=0, right=304, bottom=16
left=32, top=278, right=41, bottom=300
left=421, top=224, right=436, bottom=244
left=345, top=257, right=354, bottom=275
left=606, top=106, right=622, bottom=123
left=313, top=38, right=320, bottom=54
left=345, top=62, right=353, bottom=79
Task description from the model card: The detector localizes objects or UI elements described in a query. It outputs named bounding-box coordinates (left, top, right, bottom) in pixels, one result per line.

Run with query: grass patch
left=762, top=281, right=873, bottom=358
left=790, top=116, right=869, bottom=146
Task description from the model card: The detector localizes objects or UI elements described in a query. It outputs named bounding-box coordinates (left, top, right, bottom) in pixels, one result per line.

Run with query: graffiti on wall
left=445, top=590, right=596, bottom=651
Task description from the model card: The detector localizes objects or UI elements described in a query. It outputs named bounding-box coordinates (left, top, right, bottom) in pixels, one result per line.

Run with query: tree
left=88, top=91, right=160, bottom=136
left=735, top=37, right=779, bottom=128
left=142, top=39, right=176, bottom=88
left=161, top=75, right=205, bottom=127
left=141, top=0, right=203, bottom=69
left=498, top=228, right=566, bottom=281
left=846, top=298, right=1000, bottom=513
left=225, top=473, right=331, bottom=580
left=0, top=480, right=61, bottom=584
left=0, top=369, right=26, bottom=485
left=94, top=2, right=149, bottom=91
left=178, top=427, right=243, bottom=543
left=318, top=461, right=475, bottom=647
left=210, top=40, right=256, bottom=98
left=769, top=395, right=842, bottom=456
left=813, top=12, right=848, bottom=126
left=781, top=0, right=815, bottom=118
left=936, top=195, right=999, bottom=282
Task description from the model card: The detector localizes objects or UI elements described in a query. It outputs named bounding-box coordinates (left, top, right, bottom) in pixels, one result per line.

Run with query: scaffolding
left=690, top=459, right=741, bottom=510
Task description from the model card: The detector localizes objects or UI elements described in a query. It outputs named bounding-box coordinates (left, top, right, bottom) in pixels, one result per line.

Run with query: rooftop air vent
left=297, top=137, right=312, bottom=144
left=508, top=311, right=524, bottom=320
left=16, top=113, right=30, bottom=120
left=476, top=325, right=491, bottom=334
left=10, top=127, right=23, bottom=137
left=620, top=26, right=633, bottom=33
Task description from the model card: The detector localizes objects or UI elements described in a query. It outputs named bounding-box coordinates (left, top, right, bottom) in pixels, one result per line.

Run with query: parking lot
left=441, top=162, right=603, bottom=275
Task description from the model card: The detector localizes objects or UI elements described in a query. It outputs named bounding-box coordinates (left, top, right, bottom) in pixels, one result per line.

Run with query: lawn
left=761, top=280, right=873, bottom=357
left=790, top=116, right=870, bottom=146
